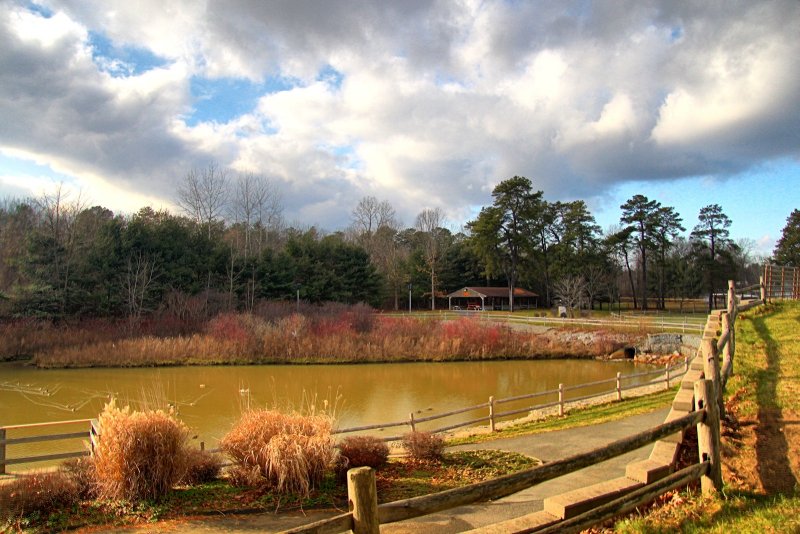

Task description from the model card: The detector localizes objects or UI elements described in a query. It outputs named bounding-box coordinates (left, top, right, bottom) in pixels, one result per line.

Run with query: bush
left=338, top=435, right=390, bottom=472
left=402, top=431, right=445, bottom=462
left=182, top=449, right=223, bottom=485
left=220, top=409, right=336, bottom=496
left=0, top=471, right=78, bottom=526
left=93, top=400, right=190, bottom=502
left=61, top=457, right=96, bottom=499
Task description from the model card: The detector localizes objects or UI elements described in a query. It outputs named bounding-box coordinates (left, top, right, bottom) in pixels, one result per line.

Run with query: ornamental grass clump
left=220, top=409, right=336, bottom=496
left=93, top=400, right=190, bottom=502
left=402, top=431, right=445, bottom=462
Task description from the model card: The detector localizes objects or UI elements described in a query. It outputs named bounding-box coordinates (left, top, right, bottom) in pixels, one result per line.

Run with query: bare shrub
left=93, top=400, right=190, bottom=502
left=402, top=431, right=445, bottom=462
left=182, top=449, right=223, bottom=485
left=338, top=435, right=390, bottom=470
left=220, top=409, right=335, bottom=496
left=0, top=471, right=78, bottom=525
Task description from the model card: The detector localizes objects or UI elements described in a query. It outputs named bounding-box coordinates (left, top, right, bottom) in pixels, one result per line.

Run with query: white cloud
left=0, top=0, right=798, bottom=232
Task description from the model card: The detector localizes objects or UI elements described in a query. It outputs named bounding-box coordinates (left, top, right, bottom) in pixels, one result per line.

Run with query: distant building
left=445, top=286, right=538, bottom=311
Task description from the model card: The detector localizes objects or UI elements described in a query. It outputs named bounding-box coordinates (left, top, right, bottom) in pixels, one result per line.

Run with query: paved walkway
left=92, top=407, right=669, bottom=533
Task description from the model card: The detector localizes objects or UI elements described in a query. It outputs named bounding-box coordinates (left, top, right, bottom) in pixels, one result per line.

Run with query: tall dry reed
left=220, top=409, right=336, bottom=496
left=93, top=400, right=190, bottom=502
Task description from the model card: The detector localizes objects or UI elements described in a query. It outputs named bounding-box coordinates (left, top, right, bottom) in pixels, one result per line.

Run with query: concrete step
left=681, top=368, right=704, bottom=389
left=650, top=440, right=681, bottom=465
left=660, top=406, right=691, bottom=443
left=626, top=458, right=673, bottom=484
left=543, top=476, right=644, bottom=519
left=672, top=388, right=695, bottom=413
left=467, top=510, right=561, bottom=533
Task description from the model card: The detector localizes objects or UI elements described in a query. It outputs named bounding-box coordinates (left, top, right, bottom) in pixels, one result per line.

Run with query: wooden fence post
left=727, top=280, right=735, bottom=316
left=558, top=383, right=565, bottom=416
left=760, top=275, right=766, bottom=303
left=347, top=467, right=380, bottom=534
left=0, top=428, right=6, bottom=475
left=694, top=379, right=722, bottom=493
left=90, top=419, right=100, bottom=456
left=616, top=372, right=622, bottom=401
left=488, top=396, right=496, bottom=432
left=701, top=338, right=724, bottom=419
left=721, top=311, right=733, bottom=378
left=665, top=364, right=670, bottom=389
left=409, top=412, right=416, bottom=432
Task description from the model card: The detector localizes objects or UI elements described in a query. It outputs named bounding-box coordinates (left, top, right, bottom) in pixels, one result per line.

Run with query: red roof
left=446, top=286, right=538, bottom=298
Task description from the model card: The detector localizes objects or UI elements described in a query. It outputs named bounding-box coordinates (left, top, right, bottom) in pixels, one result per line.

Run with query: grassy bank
left=0, top=306, right=641, bottom=368
left=614, top=301, right=800, bottom=532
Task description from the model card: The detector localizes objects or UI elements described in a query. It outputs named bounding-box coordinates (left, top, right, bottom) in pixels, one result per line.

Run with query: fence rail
left=385, top=311, right=706, bottom=333
left=334, top=359, right=689, bottom=440
left=0, top=419, right=93, bottom=474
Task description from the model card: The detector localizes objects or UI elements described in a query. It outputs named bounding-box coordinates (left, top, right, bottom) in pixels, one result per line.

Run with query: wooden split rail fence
left=334, top=361, right=691, bottom=442
left=283, top=277, right=769, bottom=534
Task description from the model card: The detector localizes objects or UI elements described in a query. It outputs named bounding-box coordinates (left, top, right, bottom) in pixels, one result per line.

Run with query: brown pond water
left=0, top=359, right=658, bottom=469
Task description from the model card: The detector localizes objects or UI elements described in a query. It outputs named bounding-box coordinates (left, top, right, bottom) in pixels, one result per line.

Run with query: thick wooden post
left=694, top=379, right=722, bottom=493
left=616, top=372, right=622, bottom=401
left=488, top=396, right=496, bottom=432
left=760, top=275, right=766, bottom=303
left=0, top=428, right=6, bottom=475
left=701, top=338, right=724, bottom=418
left=727, top=280, right=735, bottom=317
left=558, top=383, right=565, bottom=416
left=408, top=412, right=416, bottom=432
left=721, top=311, right=733, bottom=378
left=665, top=363, right=671, bottom=389
left=347, top=467, right=380, bottom=534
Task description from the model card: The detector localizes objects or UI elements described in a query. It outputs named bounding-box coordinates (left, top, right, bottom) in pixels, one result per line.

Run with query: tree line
left=0, top=167, right=788, bottom=322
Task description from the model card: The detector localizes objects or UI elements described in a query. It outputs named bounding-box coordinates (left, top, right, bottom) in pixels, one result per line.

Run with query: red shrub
left=402, top=431, right=445, bottom=462
left=337, top=435, right=390, bottom=471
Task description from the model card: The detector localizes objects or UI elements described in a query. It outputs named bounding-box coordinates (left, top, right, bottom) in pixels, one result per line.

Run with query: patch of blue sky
left=317, top=65, right=344, bottom=89
left=318, top=143, right=361, bottom=170
left=186, top=75, right=297, bottom=127
left=593, top=159, right=800, bottom=252
left=25, top=1, right=53, bottom=18
left=88, top=31, right=168, bottom=77
left=0, top=153, right=79, bottom=197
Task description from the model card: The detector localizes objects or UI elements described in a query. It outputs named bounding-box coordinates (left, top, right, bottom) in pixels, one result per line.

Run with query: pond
left=0, top=359, right=658, bottom=469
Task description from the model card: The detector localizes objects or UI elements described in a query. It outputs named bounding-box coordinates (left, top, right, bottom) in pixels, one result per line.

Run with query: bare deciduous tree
left=415, top=207, right=446, bottom=311
left=553, top=275, right=588, bottom=316
left=230, top=172, right=283, bottom=259
left=177, top=163, right=229, bottom=239
left=124, top=252, right=158, bottom=325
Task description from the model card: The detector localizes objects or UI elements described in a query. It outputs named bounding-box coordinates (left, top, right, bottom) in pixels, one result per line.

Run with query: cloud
left=0, top=0, right=798, bottom=229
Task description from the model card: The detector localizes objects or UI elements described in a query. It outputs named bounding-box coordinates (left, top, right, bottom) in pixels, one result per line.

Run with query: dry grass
left=29, top=309, right=637, bottom=367
left=181, top=449, right=223, bottom=485
left=220, top=409, right=336, bottom=496
left=93, top=400, right=191, bottom=502
left=402, top=431, right=445, bottom=462
left=0, top=471, right=79, bottom=526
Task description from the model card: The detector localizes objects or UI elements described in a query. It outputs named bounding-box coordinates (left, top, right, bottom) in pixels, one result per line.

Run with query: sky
left=1, top=0, right=798, bottom=256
